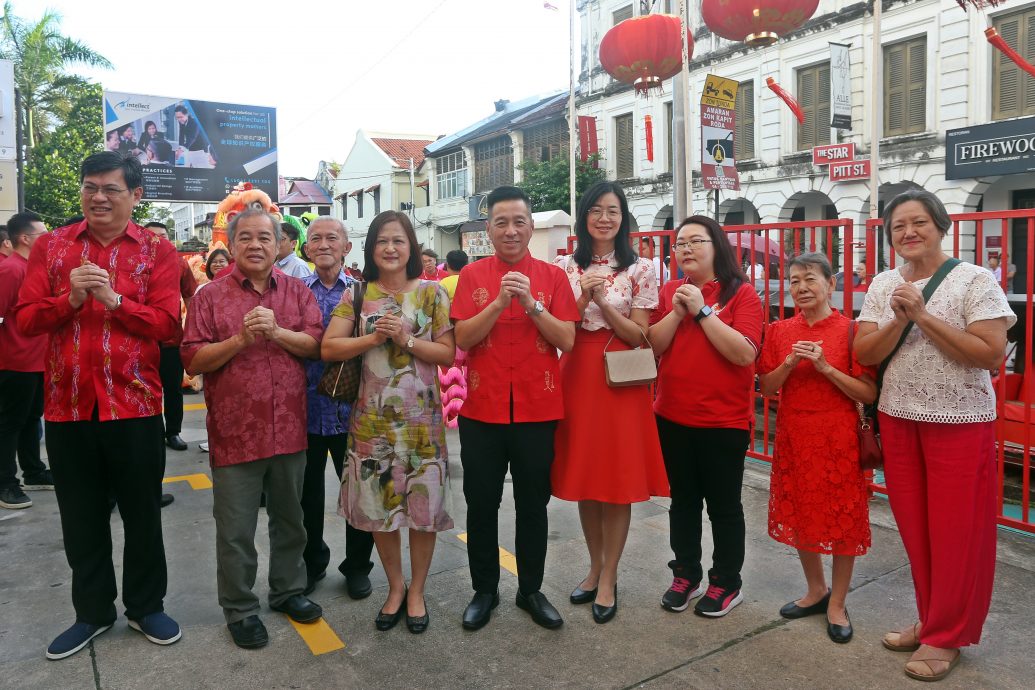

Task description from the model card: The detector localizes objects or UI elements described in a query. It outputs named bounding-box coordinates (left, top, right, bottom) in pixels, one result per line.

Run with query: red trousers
left=879, top=414, right=997, bottom=648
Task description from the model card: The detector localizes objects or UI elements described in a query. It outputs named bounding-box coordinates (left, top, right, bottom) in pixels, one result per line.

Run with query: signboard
left=700, top=74, right=740, bottom=191
left=461, top=223, right=494, bottom=257
left=830, top=42, right=852, bottom=130
left=829, top=159, right=871, bottom=181
left=0, top=160, right=17, bottom=216
left=945, top=115, right=1035, bottom=180
left=577, top=115, right=598, bottom=162
left=103, top=91, right=277, bottom=202
left=813, top=143, right=855, bottom=166
left=468, top=194, right=488, bottom=220
left=0, top=60, right=16, bottom=160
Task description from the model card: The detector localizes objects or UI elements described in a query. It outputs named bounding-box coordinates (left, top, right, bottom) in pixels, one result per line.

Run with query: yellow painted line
left=162, top=473, right=213, bottom=490
left=289, top=617, right=345, bottom=655
left=183, top=402, right=206, bottom=411
left=457, top=532, right=518, bottom=576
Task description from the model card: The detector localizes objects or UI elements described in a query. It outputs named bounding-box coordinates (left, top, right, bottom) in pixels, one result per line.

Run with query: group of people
left=0, top=149, right=1014, bottom=684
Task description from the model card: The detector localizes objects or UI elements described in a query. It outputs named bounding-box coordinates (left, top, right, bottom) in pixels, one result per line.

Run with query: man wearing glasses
left=14, top=152, right=183, bottom=660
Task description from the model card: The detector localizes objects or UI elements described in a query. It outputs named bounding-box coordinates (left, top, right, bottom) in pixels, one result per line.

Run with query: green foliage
left=518, top=154, right=607, bottom=215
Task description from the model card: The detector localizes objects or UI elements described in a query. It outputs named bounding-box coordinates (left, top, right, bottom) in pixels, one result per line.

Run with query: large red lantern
left=702, top=0, right=820, bottom=47
left=599, top=14, right=694, bottom=97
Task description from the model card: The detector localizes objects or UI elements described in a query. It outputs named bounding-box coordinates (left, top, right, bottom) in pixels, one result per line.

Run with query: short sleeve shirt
left=858, top=262, right=1016, bottom=423
left=554, top=253, right=658, bottom=331
left=450, top=253, right=580, bottom=423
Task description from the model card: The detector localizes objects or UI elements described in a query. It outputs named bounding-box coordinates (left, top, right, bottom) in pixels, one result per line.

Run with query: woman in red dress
left=552, top=181, right=668, bottom=624
left=758, top=252, right=877, bottom=643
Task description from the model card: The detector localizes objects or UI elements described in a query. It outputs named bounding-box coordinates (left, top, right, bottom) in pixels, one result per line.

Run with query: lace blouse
left=554, top=252, right=658, bottom=331
left=858, top=262, right=1016, bottom=424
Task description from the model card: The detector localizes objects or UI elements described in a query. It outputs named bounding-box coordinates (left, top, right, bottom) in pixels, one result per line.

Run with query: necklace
left=376, top=280, right=406, bottom=295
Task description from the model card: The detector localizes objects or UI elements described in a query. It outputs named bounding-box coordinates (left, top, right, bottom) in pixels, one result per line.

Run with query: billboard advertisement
left=103, top=91, right=277, bottom=202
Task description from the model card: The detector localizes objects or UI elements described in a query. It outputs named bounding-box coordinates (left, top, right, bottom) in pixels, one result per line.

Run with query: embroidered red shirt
left=0, top=253, right=47, bottom=372
left=653, top=279, right=763, bottom=430
left=451, top=253, right=580, bottom=424
left=13, top=221, right=181, bottom=422
left=181, top=266, right=323, bottom=468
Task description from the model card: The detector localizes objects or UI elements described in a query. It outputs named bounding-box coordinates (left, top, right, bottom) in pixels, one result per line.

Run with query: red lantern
left=702, top=0, right=820, bottom=47
left=599, top=14, right=694, bottom=97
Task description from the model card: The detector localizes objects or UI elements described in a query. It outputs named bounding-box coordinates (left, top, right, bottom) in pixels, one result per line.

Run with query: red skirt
left=551, top=328, right=669, bottom=503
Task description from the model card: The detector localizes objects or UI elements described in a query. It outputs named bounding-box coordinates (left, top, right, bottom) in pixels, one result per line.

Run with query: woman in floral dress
left=322, top=211, right=455, bottom=634
left=758, top=252, right=877, bottom=644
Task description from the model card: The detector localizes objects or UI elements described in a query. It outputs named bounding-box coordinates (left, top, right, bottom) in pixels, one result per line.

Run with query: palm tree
left=0, top=1, right=111, bottom=148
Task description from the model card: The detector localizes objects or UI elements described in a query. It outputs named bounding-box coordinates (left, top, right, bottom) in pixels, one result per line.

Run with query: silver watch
left=406, top=335, right=415, bottom=350
left=527, top=300, right=545, bottom=316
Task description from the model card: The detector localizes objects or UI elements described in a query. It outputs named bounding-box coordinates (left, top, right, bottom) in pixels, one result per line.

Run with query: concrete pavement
left=0, top=401, right=1032, bottom=689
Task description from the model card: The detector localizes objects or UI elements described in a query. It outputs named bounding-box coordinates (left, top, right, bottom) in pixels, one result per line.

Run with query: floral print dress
left=335, top=281, right=454, bottom=532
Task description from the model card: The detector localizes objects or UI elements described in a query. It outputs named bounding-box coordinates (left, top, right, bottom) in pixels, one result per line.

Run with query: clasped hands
left=784, top=339, right=832, bottom=374
left=578, top=272, right=611, bottom=308
left=237, top=306, right=282, bottom=346
left=890, top=282, right=926, bottom=324
left=68, top=262, right=120, bottom=309
left=670, top=283, right=705, bottom=318
left=370, top=311, right=410, bottom=347
left=495, top=271, right=536, bottom=311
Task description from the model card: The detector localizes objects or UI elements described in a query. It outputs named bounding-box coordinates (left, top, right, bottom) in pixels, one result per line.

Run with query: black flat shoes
left=376, top=590, right=406, bottom=631
left=827, top=610, right=853, bottom=643
left=592, top=586, right=618, bottom=624
left=570, top=584, right=598, bottom=605
left=779, top=591, right=830, bottom=619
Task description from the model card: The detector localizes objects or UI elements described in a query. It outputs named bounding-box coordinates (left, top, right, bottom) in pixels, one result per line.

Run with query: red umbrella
left=725, top=232, right=785, bottom=263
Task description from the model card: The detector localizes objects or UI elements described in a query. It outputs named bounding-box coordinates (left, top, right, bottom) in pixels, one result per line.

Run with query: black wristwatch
left=694, top=305, right=714, bottom=322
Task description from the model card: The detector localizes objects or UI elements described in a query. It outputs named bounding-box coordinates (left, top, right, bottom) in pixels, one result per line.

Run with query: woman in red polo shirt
left=648, top=215, right=762, bottom=618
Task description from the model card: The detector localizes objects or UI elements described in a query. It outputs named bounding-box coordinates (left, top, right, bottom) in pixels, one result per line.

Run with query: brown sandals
left=904, top=647, right=961, bottom=682
left=882, top=622, right=921, bottom=652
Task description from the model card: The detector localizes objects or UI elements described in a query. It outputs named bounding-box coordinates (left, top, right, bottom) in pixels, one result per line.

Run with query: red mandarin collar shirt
left=0, top=253, right=47, bottom=372
left=653, top=279, right=763, bottom=430
left=13, top=221, right=181, bottom=421
left=181, top=265, right=324, bottom=468
left=450, top=253, right=580, bottom=424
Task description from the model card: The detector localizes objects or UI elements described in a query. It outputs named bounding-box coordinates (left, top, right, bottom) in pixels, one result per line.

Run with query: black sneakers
left=0, top=485, right=32, bottom=509
left=23, top=470, right=55, bottom=490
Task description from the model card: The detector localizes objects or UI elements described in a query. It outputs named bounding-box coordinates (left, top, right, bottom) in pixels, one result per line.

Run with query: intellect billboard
left=103, top=91, right=277, bottom=202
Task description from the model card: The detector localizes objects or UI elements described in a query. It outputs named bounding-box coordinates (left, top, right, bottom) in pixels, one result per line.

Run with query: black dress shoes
left=827, top=610, right=853, bottom=643
left=270, top=594, right=323, bottom=623
left=516, top=591, right=563, bottom=629
left=159, top=494, right=174, bottom=508
left=376, top=593, right=406, bottom=632
left=304, top=571, right=326, bottom=596
left=344, top=572, right=373, bottom=600
left=406, top=597, right=430, bottom=634
left=227, top=615, right=268, bottom=649
left=165, top=434, right=188, bottom=451
left=462, top=591, right=499, bottom=630
left=592, top=586, right=618, bottom=624
left=569, top=584, right=598, bottom=605
left=779, top=591, right=831, bottom=619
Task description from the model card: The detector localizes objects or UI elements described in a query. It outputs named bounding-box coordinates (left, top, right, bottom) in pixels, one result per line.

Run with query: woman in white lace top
left=855, top=189, right=1015, bottom=682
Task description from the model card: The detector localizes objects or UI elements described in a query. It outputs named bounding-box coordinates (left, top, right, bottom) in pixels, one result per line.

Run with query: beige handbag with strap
left=603, top=327, right=657, bottom=387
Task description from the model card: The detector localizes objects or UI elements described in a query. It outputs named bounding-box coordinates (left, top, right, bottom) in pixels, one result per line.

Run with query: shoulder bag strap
left=848, top=319, right=856, bottom=377
left=877, top=257, right=961, bottom=387
left=352, top=281, right=365, bottom=337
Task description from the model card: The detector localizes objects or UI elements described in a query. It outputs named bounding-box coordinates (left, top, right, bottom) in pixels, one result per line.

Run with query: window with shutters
left=884, top=37, right=926, bottom=136
left=993, top=7, right=1035, bottom=120
left=522, top=120, right=568, bottom=164
left=613, top=5, right=633, bottom=24
left=474, top=136, right=513, bottom=193
left=615, top=113, right=634, bottom=179
left=735, top=80, right=755, bottom=159
left=796, top=62, right=831, bottom=150
left=665, top=101, right=674, bottom=172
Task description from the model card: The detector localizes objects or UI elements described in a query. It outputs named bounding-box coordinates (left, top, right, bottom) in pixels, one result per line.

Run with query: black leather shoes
left=159, top=494, right=174, bottom=508
left=516, top=591, right=563, bottom=629
left=270, top=594, right=322, bottom=623
left=344, top=572, right=372, bottom=600
left=227, top=615, right=268, bottom=649
left=406, top=597, right=430, bottom=634
left=462, top=591, right=498, bottom=631
left=165, top=434, right=188, bottom=451
left=376, top=592, right=406, bottom=632
left=569, top=583, right=598, bottom=605
left=304, top=571, right=326, bottom=596
left=592, top=586, right=618, bottom=624
left=779, top=591, right=830, bottom=619
left=828, top=610, right=853, bottom=643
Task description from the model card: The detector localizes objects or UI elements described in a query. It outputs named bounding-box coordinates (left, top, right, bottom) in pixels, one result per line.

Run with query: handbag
left=848, top=257, right=962, bottom=471
left=317, top=281, right=365, bottom=402
left=603, top=327, right=657, bottom=387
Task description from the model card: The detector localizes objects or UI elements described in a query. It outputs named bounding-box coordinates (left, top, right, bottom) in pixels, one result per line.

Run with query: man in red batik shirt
left=14, top=152, right=183, bottom=659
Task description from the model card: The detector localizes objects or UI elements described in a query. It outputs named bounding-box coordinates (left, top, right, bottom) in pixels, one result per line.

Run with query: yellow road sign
left=701, top=74, right=738, bottom=109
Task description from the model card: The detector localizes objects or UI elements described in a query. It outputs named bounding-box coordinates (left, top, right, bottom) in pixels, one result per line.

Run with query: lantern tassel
left=766, top=77, right=805, bottom=125
left=986, top=27, right=1035, bottom=79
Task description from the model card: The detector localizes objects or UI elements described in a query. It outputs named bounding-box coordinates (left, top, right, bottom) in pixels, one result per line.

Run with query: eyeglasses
left=674, top=239, right=712, bottom=251
left=81, top=183, right=129, bottom=197
left=588, top=207, right=621, bottom=220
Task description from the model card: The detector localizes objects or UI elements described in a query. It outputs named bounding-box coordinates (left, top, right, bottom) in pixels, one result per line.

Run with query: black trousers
left=301, top=432, right=374, bottom=579
left=46, top=412, right=168, bottom=624
left=656, top=415, right=749, bottom=589
left=159, top=346, right=183, bottom=436
left=0, top=370, right=47, bottom=488
left=458, top=416, right=556, bottom=596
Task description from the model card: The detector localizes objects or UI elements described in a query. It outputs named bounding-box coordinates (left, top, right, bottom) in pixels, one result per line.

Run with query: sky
left=11, top=0, right=577, bottom=177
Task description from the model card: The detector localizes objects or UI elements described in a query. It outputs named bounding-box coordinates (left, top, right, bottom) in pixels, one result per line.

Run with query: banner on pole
left=830, top=42, right=852, bottom=130
left=700, top=74, right=739, bottom=191
left=577, top=115, right=599, bottom=162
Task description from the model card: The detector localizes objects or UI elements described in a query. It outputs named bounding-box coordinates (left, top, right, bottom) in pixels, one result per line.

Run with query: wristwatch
left=109, top=293, right=123, bottom=311
left=694, top=305, right=714, bottom=322
left=405, top=335, right=415, bottom=350
left=527, top=300, right=545, bottom=316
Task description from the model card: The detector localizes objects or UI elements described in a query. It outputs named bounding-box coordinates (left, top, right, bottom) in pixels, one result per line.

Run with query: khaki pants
left=212, top=452, right=307, bottom=623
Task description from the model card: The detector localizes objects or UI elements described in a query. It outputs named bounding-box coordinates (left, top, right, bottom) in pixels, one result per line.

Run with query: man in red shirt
left=421, top=248, right=447, bottom=280
left=182, top=208, right=325, bottom=650
left=0, top=212, right=52, bottom=510
left=143, top=222, right=196, bottom=453
left=14, top=152, right=182, bottom=659
left=0, top=228, right=12, bottom=260
left=451, top=186, right=579, bottom=631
